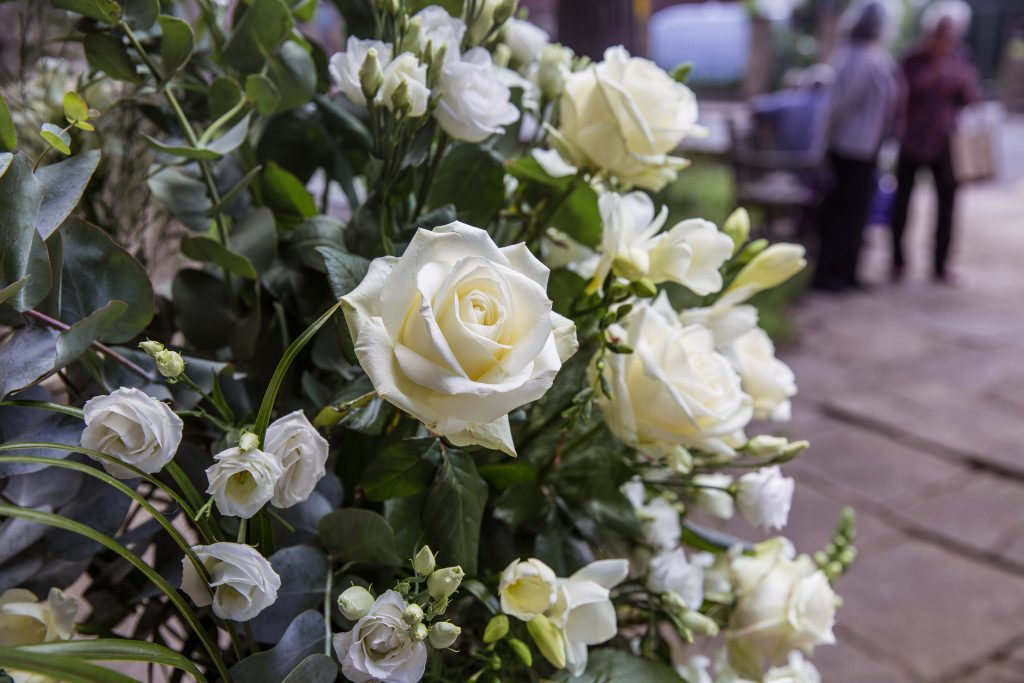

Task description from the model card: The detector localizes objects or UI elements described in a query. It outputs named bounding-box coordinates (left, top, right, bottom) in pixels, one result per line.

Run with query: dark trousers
left=889, top=142, right=957, bottom=277
left=815, top=151, right=877, bottom=289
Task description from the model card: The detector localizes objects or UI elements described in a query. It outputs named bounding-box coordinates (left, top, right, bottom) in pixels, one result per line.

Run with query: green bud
left=403, top=603, right=424, bottom=625
left=526, top=613, right=566, bottom=670
left=359, top=48, right=383, bottom=101
left=238, top=430, right=259, bottom=453
left=428, top=621, right=461, bottom=649
left=629, top=277, right=658, bottom=299
left=492, top=43, right=512, bottom=69
left=607, top=280, right=629, bottom=300
left=780, top=439, right=810, bottom=461
left=493, top=0, right=517, bottom=25
left=411, top=622, right=429, bottom=641
left=427, top=42, right=447, bottom=88
left=390, top=78, right=412, bottom=116
left=508, top=637, right=533, bottom=667
left=679, top=608, right=719, bottom=636
left=338, top=586, right=374, bottom=620
left=669, top=61, right=694, bottom=83
left=427, top=566, right=464, bottom=600
left=394, top=580, right=411, bottom=595
left=723, top=207, right=751, bottom=252
left=414, top=545, right=436, bottom=575
left=745, top=434, right=789, bottom=457
left=403, top=17, right=421, bottom=54
left=138, top=339, right=165, bottom=356
left=154, top=349, right=185, bottom=379
left=483, top=614, right=509, bottom=643
left=611, top=249, right=650, bottom=281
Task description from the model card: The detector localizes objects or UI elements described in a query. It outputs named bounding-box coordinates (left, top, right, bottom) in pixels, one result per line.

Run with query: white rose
left=205, top=446, right=284, bottom=519
left=766, top=651, right=822, bottom=683
left=736, top=466, right=794, bottom=532
left=341, top=223, right=577, bottom=456
left=549, top=559, right=629, bottom=676
left=333, top=590, right=428, bottom=683
left=329, top=36, right=393, bottom=106
left=679, top=294, right=760, bottom=348
left=499, top=558, right=558, bottom=621
left=81, top=387, right=183, bottom=478
left=729, top=539, right=837, bottom=662
left=377, top=52, right=430, bottom=117
left=415, top=6, right=466, bottom=58
left=647, top=548, right=704, bottom=610
left=0, top=588, right=78, bottom=645
left=503, top=18, right=549, bottom=65
left=692, top=472, right=735, bottom=520
left=590, top=192, right=733, bottom=294
left=595, top=296, right=753, bottom=459
left=264, top=410, right=328, bottom=508
left=557, top=46, right=700, bottom=191
left=180, top=542, right=281, bottom=622
left=435, top=48, right=520, bottom=143
left=727, top=328, right=796, bottom=422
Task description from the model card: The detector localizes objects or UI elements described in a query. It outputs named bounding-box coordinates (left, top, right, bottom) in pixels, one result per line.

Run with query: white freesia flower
left=726, top=244, right=807, bottom=301
left=727, top=328, right=796, bottom=422
left=647, top=548, right=704, bottom=609
left=264, top=410, right=328, bottom=508
left=679, top=655, right=714, bottom=683
left=0, top=588, right=78, bottom=645
left=736, top=466, right=794, bottom=532
left=549, top=559, right=630, bottom=676
left=333, top=590, right=428, bottom=683
left=499, top=558, right=558, bottom=621
left=329, top=36, right=393, bottom=106
left=692, top=472, right=735, bottom=519
left=729, top=538, right=837, bottom=662
left=205, top=446, right=284, bottom=518
left=638, top=497, right=682, bottom=551
left=679, top=294, right=760, bottom=349
left=341, top=223, right=577, bottom=456
left=415, top=6, right=466, bottom=58
left=436, top=48, right=519, bottom=142
left=595, top=296, right=753, bottom=460
left=503, top=18, right=549, bottom=64
left=590, top=192, right=733, bottom=294
left=81, top=387, right=183, bottom=478
left=377, top=53, right=430, bottom=117
left=557, top=46, right=700, bottom=190
left=180, top=542, right=281, bottom=622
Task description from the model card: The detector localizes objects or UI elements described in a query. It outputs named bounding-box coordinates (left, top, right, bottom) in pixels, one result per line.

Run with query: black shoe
left=890, top=264, right=904, bottom=283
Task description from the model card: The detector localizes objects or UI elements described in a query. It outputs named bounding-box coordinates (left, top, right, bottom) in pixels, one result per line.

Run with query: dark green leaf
left=143, top=134, right=221, bottom=160
left=157, top=15, right=195, bottom=77
left=55, top=300, right=128, bottom=369
left=40, top=124, right=71, bottom=156
left=124, top=0, right=160, bottom=29
left=207, top=113, right=252, bottom=156
left=384, top=492, right=426, bottom=560
left=209, top=76, right=244, bottom=120
left=0, top=154, right=51, bottom=312
left=423, top=450, right=487, bottom=574
left=362, top=439, right=439, bottom=502
left=51, top=0, right=122, bottom=23
left=282, top=654, right=338, bottom=683
left=318, top=508, right=400, bottom=566
left=317, top=246, right=368, bottom=299
left=60, top=218, right=153, bottom=343
left=181, top=234, right=258, bottom=279
left=0, top=92, right=16, bottom=151
left=477, top=461, right=537, bottom=491
left=231, top=611, right=326, bottom=683
left=549, top=182, right=601, bottom=248
left=83, top=33, right=142, bottom=84
left=232, top=207, right=278, bottom=272
left=493, top=482, right=549, bottom=531
left=17, top=639, right=202, bottom=679
left=427, top=143, right=505, bottom=226
left=314, top=95, right=372, bottom=154
left=262, top=160, right=316, bottom=230
left=575, top=650, right=685, bottom=683
left=34, top=149, right=101, bottom=239
left=246, top=74, right=281, bottom=115
left=147, top=167, right=211, bottom=231
left=223, top=0, right=294, bottom=74
left=0, top=648, right=137, bottom=683
left=0, top=325, right=58, bottom=397
left=171, top=269, right=234, bottom=350
left=268, top=42, right=317, bottom=111
left=250, top=546, right=328, bottom=643
left=328, top=0, right=374, bottom=38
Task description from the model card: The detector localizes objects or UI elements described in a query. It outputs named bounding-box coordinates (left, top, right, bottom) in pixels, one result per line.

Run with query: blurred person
left=814, top=0, right=900, bottom=292
left=889, top=0, right=981, bottom=284
left=750, top=64, right=834, bottom=156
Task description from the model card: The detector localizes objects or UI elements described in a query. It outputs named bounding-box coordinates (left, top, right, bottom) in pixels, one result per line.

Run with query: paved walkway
left=778, top=125, right=1024, bottom=682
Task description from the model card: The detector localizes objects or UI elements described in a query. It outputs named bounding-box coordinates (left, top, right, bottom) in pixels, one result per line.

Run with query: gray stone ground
left=776, top=116, right=1024, bottom=683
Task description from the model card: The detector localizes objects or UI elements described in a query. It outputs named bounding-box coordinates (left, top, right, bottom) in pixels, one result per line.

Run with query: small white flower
left=692, top=472, right=735, bottom=520
left=0, top=587, right=78, bottom=645
left=338, top=586, right=375, bottom=621
left=427, top=621, right=461, bottom=649
left=736, top=466, right=794, bottom=532
left=81, top=387, right=183, bottom=478
left=647, top=548, right=704, bottom=610
left=205, top=446, right=284, bottom=519
left=503, top=18, right=549, bottom=64
left=637, top=497, right=682, bottom=552
left=499, top=558, right=558, bottom=621
left=550, top=559, right=630, bottom=676
left=435, top=48, right=520, bottom=142
left=333, top=590, right=428, bottom=683
left=329, top=36, right=393, bottom=106
left=414, top=5, right=466, bottom=59
left=727, top=328, right=797, bottom=422
left=264, top=410, right=328, bottom=508
left=180, top=543, right=281, bottom=622
left=377, top=53, right=430, bottom=117
left=533, top=43, right=574, bottom=100
left=679, top=294, right=760, bottom=349
left=427, top=566, right=464, bottom=600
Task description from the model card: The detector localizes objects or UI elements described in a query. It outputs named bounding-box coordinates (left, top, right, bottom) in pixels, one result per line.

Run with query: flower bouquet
left=0, top=1, right=853, bottom=681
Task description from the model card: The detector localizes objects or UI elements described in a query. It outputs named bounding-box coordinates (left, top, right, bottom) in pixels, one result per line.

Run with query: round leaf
left=83, top=34, right=142, bottom=84
left=63, top=92, right=89, bottom=125
left=157, top=15, right=195, bottom=77
left=318, top=508, right=400, bottom=566
left=40, top=124, right=71, bottom=156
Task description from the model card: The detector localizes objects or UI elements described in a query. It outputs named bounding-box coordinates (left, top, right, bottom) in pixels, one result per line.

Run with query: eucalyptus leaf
left=361, top=439, right=439, bottom=502
left=181, top=234, right=258, bottom=279
left=147, top=167, right=212, bottom=231
left=51, top=0, right=121, bottom=22
left=232, top=208, right=278, bottom=272
left=574, top=650, right=686, bottom=682
left=250, top=546, right=328, bottom=643
left=40, top=124, right=71, bottom=156
left=55, top=300, right=127, bottom=369
left=0, top=92, right=16, bottom=151
left=230, top=610, right=326, bottom=683
left=423, top=450, right=487, bottom=574
left=143, top=135, right=221, bottom=160
left=0, top=154, right=51, bottom=312
left=282, top=654, right=338, bottom=683
left=0, top=326, right=59, bottom=399
left=246, top=73, right=281, bottom=115
left=83, top=33, right=142, bottom=84
left=0, top=278, right=29, bottom=306
left=268, top=41, right=317, bottom=111
left=223, top=0, right=294, bottom=74
left=157, top=15, right=194, bottom=77
left=207, top=113, right=252, bottom=156
left=34, top=149, right=101, bottom=239
left=318, top=508, right=400, bottom=566
left=0, top=152, right=12, bottom=178
left=209, top=76, right=244, bottom=120
left=63, top=92, right=89, bottom=125
left=124, top=0, right=160, bottom=29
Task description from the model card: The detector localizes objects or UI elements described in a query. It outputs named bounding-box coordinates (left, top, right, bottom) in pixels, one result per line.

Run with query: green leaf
left=246, top=73, right=281, bottom=114
left=232, top=207, right=278, bottom=272
left=250, top=546, right=328, bottom=643
left=427, top=143, right=505, bottom=226
left=40, top=123, right=71, bottom=155
left=317, top=246, right=369, bottom=299
left=549, top=181, right=601, bottom=248
left=282, top=654, right=338, bottom=683
left=158, top=15, right=195, bottom=77
left=318, top=508, right=400, bottom=566
left=83, top=33, right=142, bottom=84
left=60, top=217, right=153, bottom=343
left=34, top=149, right=102, bottom=239
left=63, top=92, right=89, bottom=125
left=143, top=134, right=221, bottom=160
left=231, top=611, right=326, bottom=683
left=181, top=234, right=258, bottom=279
left=493, top=482, right=549, bottom=531
left=17, top=639, right=204, bottom=681
left=0, top=277, right=29, bottom=305
left=124, top=0, right=160, bottom=29
left=223, top=0, right=294, bottom=74
left=423, top=450, right=487, bottom=574
left=206, top=112, right=252, bottom=156
left=268, top=41, right=317, bottom=111
left=0, top=151, right=12, bottom=178
left=0, top=325, right=59, bottom=397
left=362, top=439, right=439, bottom=502
left=0, top=649, right=138, bottom=683
left=51, top=0, right=122, bottom=23
left=384, top=492, right=426, bottom=560
left=147, top=167, right=212, bottom=231
left=55, top=300, right=128, bottom=369
left=0, top=154, right=51, bottom=312
left=477, top=461, right=537, bottom=491
left=0, top=92, right=16, bottom=151
left=262, top=160, right=316, bottom=230
left=575, top=650, right=685, bottom=682
left=209, top=76, right=244, bottom=120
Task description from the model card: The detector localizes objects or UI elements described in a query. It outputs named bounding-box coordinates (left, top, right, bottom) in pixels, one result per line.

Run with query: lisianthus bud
left=782, top=440, right=810, bottom=460
left=338, top=586, right=375, bottom=620
left=403, top=17, right=422, bottom=54
left=428, top=621, right=461, bottom=649
left=679, top=608, right=719, bottom=636
left=411, top=622, right=429, bottom=641
left=154, top=350, right=185, bottom=379
left=746, top=435, right=789, bottom=457
left=389, top=78, right=411, bottom=115
left=427, top=566, right=464, bottom=600
left=402, top=603, right=424, bottom=625
left=492, top=42, right=512, bottom=69
left=138, top=339, right=165, bottom=356
left=359, top=48, right=383, bottom=101
left=238, top=431, right=260, bottom=453
left=723, top=207, right=750, bottom=252
left=414, top=546, right=436, bottom=575
left=493, top=0, right=517, bottom=25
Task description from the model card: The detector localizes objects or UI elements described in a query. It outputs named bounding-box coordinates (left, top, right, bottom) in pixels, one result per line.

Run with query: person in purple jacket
left=889, top=0, right=981, bottom=284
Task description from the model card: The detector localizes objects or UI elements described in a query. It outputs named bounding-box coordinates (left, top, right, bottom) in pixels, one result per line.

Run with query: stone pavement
left=775, top=122, right=1024, bottom=683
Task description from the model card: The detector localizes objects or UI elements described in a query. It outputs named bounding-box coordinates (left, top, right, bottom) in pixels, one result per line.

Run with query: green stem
left=165, top=461, right=224, bottom=543
left=0, top=400, right=84, bottom=419
left=323, top=567, right=334, bottom=657
left=179, top=373, right=233, bottom=425
left=412, top=130, right=449, bottom=223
